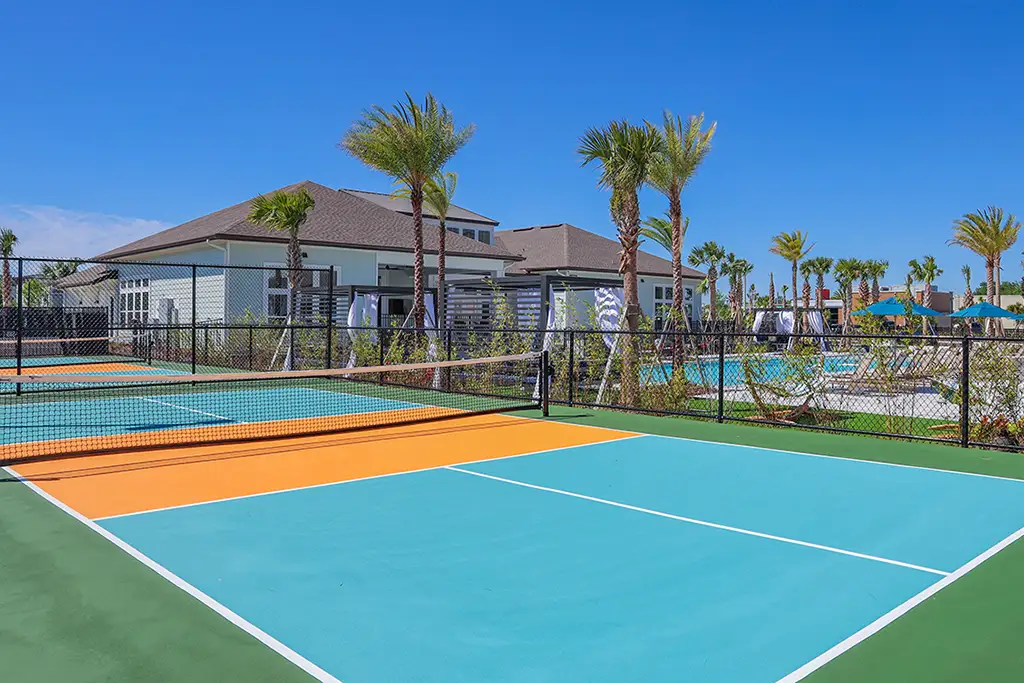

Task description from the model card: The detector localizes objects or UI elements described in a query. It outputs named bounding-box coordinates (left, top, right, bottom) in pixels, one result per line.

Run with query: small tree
left=688, top=241, right=727, bottom=325
left=769, top=230, right=814, bottom=333
left=1, top=228, right=16, bottom=307
left=248, top=188, right=316, bottom=323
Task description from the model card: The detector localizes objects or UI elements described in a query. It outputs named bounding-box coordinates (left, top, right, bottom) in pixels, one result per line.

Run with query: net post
left=378, top=328, right=385, bottom=384
left=190, top=264, right=197, bottom=378
left=541, top=349, right=550, bottom=416
left=567, top=330, right=575, bottom=407
left=716, top=331, right=725, bottom=423
left=960, top=335, right=970, bottom=448
left=325, top=266, right=334, bottom=369
left=248, top=327, right=254, bottom=371
left=15, top=257, right=23, bottom=395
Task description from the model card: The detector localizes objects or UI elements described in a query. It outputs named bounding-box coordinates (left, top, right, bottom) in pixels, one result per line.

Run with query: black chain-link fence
left=4, top=257, right=1024, bottom=451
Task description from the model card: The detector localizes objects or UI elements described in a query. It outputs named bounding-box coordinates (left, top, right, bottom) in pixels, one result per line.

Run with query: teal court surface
left=19, top=420, right=1019, bottom=683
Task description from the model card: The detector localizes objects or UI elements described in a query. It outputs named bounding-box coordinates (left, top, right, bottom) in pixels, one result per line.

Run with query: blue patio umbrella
left=851, top=298, right=943, bottom=317
left=949, top=301, right=1018, bottom=319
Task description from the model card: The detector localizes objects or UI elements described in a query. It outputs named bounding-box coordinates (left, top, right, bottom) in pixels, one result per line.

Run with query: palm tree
left=803, top=256, right=833, bottom=308
left=857, top=263, right=870, bottom=308
left=833, top=258, right=861, bottom=331
left=800, top=261, right=813, bottom=311
left=781, top=284, right=789, bottom=307
left=641, top=213, right=676, bottom=253
left=579, top=120, right=663, bottom=402
left=688, top=241, right=727, bottom=325
left=1, top=228, right=16, bottom=307
left=908, top=256, right=943, bottom=309
left=961, top=265, right=975, bottom=308
left=862, top=260, right=889, bottom=303
left=248, top=188, right=317, bottom=323
left=395, top=171, right=459, bottom=325
left=949, top=206, right=1021, bottom=309
left=41, top=260, right=80, bottom=307
left=721, top=254, right=751, bottom=328
left=769, top=230, right=814, bottom=333
left=648, top=111, right=715, bottom=331
left=768, top=272, right=776, bottom=307
left=748, top=283, right=757, bottom=314
left=341, top=93, right=474, bottom=328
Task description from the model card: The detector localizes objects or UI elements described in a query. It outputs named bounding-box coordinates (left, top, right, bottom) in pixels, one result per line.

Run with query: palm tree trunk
left=871, top=278, right=880, bottom=304
left=707, top=266, right=718, bottom=324
left=985, top=259, right=995, bottom=335
left=815, top=274, right=824, bottom=309
left=286, top=231, right=303, bottom=370
left=2, top=258, right=10, bottom=308
left=791, top=262, right=799, bottom=335
left=667, top=191, right=686, bottom=370
left=437, top=218, right=446, bottom=327
left=617, top=191, right=642, bottom=405
left=409, top=186, right=427, bottom=329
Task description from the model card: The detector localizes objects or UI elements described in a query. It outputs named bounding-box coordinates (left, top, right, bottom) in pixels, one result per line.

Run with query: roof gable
left=95, top=181, right=515, bottom=261
left=496, top=223, right=705, bottom=279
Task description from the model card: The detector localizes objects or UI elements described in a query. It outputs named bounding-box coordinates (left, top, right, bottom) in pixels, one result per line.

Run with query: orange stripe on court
left=11, top=414, right=634, bottom=519
left=0, top=362, right=153, bottom=376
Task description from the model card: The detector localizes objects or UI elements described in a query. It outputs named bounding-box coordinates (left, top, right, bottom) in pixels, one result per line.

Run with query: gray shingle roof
left=55, top=264, right=116, bottom=289
left=95, top=181, right=515, bottom=261
left=496, top=223, right=705, bottom=279
left=341, top=189, right=499, bottom=226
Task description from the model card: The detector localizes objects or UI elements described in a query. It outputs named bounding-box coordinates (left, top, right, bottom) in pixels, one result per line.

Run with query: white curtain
left=345, top=293, right=380, bottom=368
left=752, top=311, right=766, bottom=334
left=534, top=287, right=558, bottom=399
left=807, top=310, right=827, bottom=350
left=595, top=287, right=624, bottom=350
left=777, top=311, right=795, bottom=335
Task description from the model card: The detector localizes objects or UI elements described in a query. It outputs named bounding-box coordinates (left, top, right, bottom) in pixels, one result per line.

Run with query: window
left=653, top=286, right=673, bottom=331
left=119, top=279, right=150, bottom=326
left=451, top=226, right=493, bottom=244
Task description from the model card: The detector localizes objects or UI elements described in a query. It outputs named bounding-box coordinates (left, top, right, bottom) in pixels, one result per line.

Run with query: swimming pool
left=644, top=354, right=859, bottom=387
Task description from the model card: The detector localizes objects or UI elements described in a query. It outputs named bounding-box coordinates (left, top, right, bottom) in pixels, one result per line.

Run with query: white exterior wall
left=529, top=269, right=703, bottom=324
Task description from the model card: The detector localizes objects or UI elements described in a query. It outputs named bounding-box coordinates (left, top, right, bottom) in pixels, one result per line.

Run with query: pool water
left=644, top=355, right=859, bottom=387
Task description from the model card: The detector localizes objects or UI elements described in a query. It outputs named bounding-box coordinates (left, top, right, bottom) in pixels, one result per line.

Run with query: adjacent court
left=4, top=353, right=1024, bottom=682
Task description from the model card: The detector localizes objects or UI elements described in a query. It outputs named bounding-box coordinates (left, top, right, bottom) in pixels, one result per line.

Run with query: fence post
left=960, top=336, right=970, bottom=448
left=567, top=330, right=575, bottom=407
left=15, top=258, right=23, bottom=394
left=190, top=265, right=197, bottom=376
left=716, top=332, right=725, bottom=423
left=325, top=266, right=334, bottom=369
left=541, top=349, right=550, bottom=417
left=248, top=327, right=254, bottom=371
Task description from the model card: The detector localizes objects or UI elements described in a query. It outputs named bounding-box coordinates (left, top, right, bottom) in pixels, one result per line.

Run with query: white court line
left=94, top=434, right=647, bottom=522
left=506, top=412, right=1024, bottom=484
left=136, top=396, right=244, bottom=424
left=445, top=465, right=950, bottom=576
left=776, top=525, right=1024, bottom=683
left=2, top=465, right=343, bottom=683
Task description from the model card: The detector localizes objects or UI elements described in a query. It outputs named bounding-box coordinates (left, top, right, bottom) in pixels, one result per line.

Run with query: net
left=0, top=352, right=543, bottom=464
left=0, top=336, right=150, bottom=369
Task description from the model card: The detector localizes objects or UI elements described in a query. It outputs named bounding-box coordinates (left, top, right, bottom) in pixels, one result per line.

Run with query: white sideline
left=444, top=465, right=950, bottom=576
left=506, top=412, right=1024, bottom=485
left=2, top=465, right=343, bottom=683
left=136, top=396, right=243, bottom=424
left=775, top=525, right=1024, bottom=683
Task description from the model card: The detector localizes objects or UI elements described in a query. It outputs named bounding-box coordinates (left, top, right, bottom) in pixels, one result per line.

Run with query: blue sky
left=1, top=0, right=1022, bottom=292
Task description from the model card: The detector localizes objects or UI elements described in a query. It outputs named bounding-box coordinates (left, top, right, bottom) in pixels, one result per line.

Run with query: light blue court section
left=100, top=465, right=941, bottom=683
left=0, top=355, right=139, bottom=368
left=1, top=387, right=422, bottom=445
left=0, top=368, right=184, bottom=393
left=461, top=436, right=1024, bottom=573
